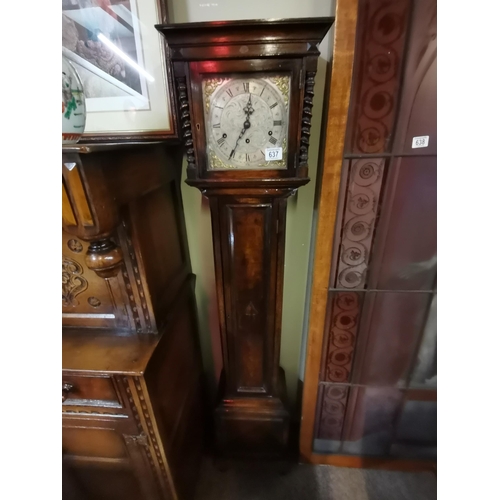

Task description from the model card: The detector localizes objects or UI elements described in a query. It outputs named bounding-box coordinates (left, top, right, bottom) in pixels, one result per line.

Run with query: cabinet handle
left=62, top=382, right=74, bottom=402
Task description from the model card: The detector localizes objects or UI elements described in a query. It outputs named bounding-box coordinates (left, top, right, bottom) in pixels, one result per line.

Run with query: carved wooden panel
left=62, top=231, right=127, bottom=329
left=63, top=190, right=188, bottom=333
left=62, top=140, right=194, bottom=336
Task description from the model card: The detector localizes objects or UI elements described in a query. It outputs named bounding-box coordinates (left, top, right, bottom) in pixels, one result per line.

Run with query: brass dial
left=204, top=76, right=289, bottom=170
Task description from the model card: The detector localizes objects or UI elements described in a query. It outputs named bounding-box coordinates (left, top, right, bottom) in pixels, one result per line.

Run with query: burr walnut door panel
left=212, top=196, right=285, bottom=398
left=62, top=231, right=131, bottom=330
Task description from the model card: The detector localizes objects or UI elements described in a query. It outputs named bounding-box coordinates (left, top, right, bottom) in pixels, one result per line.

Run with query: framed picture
left=62, top=0, right=177, bottom=141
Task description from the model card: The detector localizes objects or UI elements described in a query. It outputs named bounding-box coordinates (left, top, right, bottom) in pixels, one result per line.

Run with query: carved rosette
left=299, top=72, right=316, bottom=168
left=335, top=159, right=385, bottom=289
left=67, top=239, right=83, bottom=253
left=176, top=77, right=197, bottom=175
left=87, top=296, right=101, bottom=308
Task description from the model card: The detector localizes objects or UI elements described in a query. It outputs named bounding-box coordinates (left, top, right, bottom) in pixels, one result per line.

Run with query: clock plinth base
left=214, top=368, right=290, bottom=458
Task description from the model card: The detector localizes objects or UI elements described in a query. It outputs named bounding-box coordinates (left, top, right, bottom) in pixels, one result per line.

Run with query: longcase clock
left=157, top=18, right=333, bottom=456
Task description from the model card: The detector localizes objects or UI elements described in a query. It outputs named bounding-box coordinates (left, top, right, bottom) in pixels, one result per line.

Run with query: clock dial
left=203, top=76, right=289, bottom=170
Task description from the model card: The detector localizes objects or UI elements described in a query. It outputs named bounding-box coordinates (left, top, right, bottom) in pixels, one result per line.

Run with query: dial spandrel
left=203, top=76, right=290, bottom=170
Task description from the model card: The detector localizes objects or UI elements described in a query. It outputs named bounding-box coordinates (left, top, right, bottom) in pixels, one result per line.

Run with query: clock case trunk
left=157, top=18, right=333, bottom=457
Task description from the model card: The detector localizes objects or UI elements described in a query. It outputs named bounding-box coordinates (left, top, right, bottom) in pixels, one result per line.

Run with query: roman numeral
left=226, top=89, right=233, bottom=98
left=273, top=120, right=282, bottom=126
left=245, top=154, right=250, bottom=162
left=270, top=102, right=278, bottom=109
left=260, top=85, right=266, bottom=96
left=213, top=123, right=221, bottom=128
left=217, top=137, right=225, bottom=146
left=243, top=82, right=250, bottom=93
left=269, top=136, right=277, bottom=145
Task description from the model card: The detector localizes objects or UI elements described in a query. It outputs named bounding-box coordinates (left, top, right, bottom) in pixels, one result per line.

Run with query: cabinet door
left=62, top=414, right=162, bottom=500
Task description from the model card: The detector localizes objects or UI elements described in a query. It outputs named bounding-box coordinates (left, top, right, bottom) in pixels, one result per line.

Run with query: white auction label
left=265, top=147, right=283, bottom=161
left=412, top=136, right=429, bottom=148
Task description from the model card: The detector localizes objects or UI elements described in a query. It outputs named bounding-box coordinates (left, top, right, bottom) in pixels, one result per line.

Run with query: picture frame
left=62, top=0, right=177, bottom=142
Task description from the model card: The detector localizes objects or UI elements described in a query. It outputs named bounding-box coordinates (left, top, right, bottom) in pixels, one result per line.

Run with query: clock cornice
left=156, top=17, right=334, bottom=61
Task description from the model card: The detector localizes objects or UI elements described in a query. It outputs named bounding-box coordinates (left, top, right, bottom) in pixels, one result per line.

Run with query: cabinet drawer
left=62, top=374, right=122, bottom=408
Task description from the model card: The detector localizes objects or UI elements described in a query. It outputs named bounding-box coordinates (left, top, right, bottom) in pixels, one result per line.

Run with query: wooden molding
left=301, top=453, right=436, bottom=472
left=299, top=0, right=359, bottom=461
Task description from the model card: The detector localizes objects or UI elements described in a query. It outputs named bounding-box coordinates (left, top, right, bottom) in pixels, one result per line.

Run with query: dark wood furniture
left=62, top=142, right=204, bottom=499
left=156, top=18, right=333, bottom=457
left=300, top=0, right=437, bottom=469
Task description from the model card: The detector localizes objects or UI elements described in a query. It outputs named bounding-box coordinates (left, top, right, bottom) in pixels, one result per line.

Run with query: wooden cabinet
left=62, top=414, right=155, bottom=500
left=62, top=142, right=204, bottom=499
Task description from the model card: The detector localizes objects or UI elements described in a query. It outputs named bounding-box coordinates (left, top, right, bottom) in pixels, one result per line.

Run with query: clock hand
left=229, top=95, right=254, bottom=159
left=229, top=119, right=251, bottom=159
left=243, top=94, right=254, bottom=116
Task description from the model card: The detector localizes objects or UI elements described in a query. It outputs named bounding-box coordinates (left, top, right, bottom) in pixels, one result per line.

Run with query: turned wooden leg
left=85, top=239, right=123, bottom=278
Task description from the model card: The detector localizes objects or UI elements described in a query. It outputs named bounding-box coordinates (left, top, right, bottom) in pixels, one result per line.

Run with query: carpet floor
left=194, top=459, right=437, bottom=500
